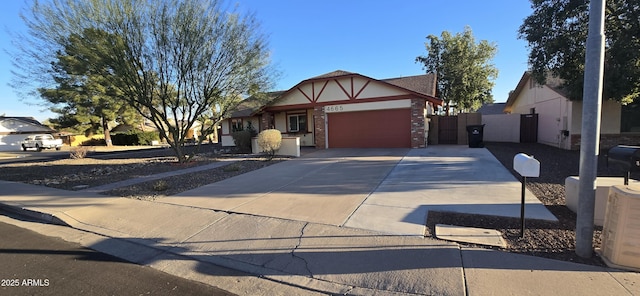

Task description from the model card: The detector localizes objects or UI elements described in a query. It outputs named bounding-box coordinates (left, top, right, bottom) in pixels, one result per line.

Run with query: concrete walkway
left=0, top=146, right=638, bottom=295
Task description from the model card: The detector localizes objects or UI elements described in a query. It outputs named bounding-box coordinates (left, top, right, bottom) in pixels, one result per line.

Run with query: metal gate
left=438, top=116, right=458, bottom=144
left=520, top=114, right=538, bottom=143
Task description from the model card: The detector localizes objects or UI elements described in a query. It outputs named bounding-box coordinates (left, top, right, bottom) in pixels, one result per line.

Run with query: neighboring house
left=477, top=103, right=507, bottom=115
left=0, top=116, right=57, bottom=151
left=111, top=120, right=202, bottom=142
left=110, top=121, right=159, bottom=134
left=220, top=70, right=443, bottom=149
left=504, top=72, right=640, bottom=150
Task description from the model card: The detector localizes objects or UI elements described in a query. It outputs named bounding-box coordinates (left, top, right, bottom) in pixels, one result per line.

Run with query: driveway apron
left=164, top=148, right=408, bottom=226
left=343, top=146, right=557, bottom=235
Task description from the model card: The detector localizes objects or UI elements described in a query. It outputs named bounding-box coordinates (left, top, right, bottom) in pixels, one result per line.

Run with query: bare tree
left=13, top=0, right=276, bottom=162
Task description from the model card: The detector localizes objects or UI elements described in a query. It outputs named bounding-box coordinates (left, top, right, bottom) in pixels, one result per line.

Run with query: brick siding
left=410, top=98, right=426, bottom=148
left=313, top=106, right=326, bottom=149
left=570, top=133, right=640, bottom=150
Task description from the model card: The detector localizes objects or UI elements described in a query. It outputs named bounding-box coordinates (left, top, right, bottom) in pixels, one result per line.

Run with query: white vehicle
left=21, top=134, right=63, bottom=152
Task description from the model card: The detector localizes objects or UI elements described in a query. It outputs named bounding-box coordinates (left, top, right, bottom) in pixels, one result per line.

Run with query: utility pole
left=576, top=0, right=606, bottom=258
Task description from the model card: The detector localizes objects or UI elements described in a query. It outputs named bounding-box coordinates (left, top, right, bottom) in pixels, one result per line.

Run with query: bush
left=80, top=138, right=106, bottom=146
left=257, top=129, right=282, bottom=160
left=69, top=146, right=90, bottom=159
left=137, top=131, right=160, bottom=145
left=112, top=131, right=159, bottom=145
left=152, top=180, right=169, bottom=191
left=231, top=130, right=252, bottom=153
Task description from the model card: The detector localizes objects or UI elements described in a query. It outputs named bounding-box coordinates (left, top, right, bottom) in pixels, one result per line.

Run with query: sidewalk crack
left=291, top=222, right=312, bottom=277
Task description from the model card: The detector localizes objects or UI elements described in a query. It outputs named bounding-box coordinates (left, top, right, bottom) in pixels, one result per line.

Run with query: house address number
left=324, top=105, right=344, bottom=112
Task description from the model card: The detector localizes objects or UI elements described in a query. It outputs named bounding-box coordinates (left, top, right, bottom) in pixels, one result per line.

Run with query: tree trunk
left=102, top=117, right=113, bottom=147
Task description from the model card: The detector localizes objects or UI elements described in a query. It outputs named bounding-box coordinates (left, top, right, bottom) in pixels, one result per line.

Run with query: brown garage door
left=327, top=109, right=411, bottom=148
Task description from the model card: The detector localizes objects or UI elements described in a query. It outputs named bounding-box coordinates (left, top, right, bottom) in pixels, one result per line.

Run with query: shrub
left=69, top=146, right=90, bottom=159
left=137, top=131, right=160, bottom=145
left=245, top=121, right=258, bottom=137
left=152, top=180, right=169, bottom=191
left=257, top=129, right=282, bottom=160
left=80, top=138, right=106, bottom=146
left=231, top=130, right=252, bottom=153
left=112, top=131, right=159, bottom=145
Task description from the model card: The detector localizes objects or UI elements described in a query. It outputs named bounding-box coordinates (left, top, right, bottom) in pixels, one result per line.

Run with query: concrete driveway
left=164, top=146, right=556, bottom=235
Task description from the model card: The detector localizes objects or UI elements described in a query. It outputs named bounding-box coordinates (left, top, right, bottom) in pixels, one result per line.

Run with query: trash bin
left=466, top=124, right=485, bottom=148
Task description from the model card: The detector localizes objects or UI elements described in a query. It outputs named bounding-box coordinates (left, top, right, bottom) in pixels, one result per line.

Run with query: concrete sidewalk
left=0, top=145, right=638, bottom=295
left=1, top=181, right=637, bottom=295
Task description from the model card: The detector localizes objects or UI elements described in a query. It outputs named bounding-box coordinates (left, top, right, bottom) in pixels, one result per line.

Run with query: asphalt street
left=0, top=211, right=234, bottom=296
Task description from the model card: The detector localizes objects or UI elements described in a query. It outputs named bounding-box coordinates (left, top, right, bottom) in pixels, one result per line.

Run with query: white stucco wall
left=569, top=100, right=621, bottom=134
left=323, top=99, right=411, bottom=113
left=482, top=114, right=520, bottom=143
left=356, top=78, right=406, bottom=99
left=315, top=81, right=350, bottom=103
left=508, top=77, right=622, bottom=149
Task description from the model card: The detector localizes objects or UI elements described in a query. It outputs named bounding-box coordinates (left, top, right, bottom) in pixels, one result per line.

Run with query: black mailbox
left=607, top=145, right=640, bottom=185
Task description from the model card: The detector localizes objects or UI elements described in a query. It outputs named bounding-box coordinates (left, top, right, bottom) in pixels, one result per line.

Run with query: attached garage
left=327, top=109, right=411, bottom=148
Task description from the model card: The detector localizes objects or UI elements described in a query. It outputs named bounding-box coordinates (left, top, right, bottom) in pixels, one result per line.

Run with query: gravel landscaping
left=433, top=142, right=638, bottom=267
left=1, top=142, right=637, bottom=267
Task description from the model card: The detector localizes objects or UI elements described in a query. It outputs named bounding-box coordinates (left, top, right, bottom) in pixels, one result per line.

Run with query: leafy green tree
left=519, top=0, right=640, bottom=103
left=13, top=0, right=275, bottom=162
left=39, top=28, right=140, bottom=146
left=416, top=26, right=498, bottom=114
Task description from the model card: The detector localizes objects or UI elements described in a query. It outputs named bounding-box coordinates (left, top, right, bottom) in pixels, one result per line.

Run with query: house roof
left=382, top=74, right=437, bottom=97
left=477, top=103, right=507, bottom=115
left=307, top=70, right=438, bottom=97
left=0, top=116, right=43, bottom=126
left=292, top=70, right=441, bottom=104
left=230, top=91, right=285, bottom=118
left=310, top=70, right=354, bottom=79
left=0, top=116, right=56, bottom=133
left=227, top=70, right=443, bottom=118
left=110, top=122, right=158, bottom=133
left=504, top=72, right=531, bottom=113
left=504, top=71, right=570, bottom=113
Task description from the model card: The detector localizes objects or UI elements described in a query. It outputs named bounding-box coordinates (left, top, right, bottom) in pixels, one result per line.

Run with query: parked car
left=21, top=134, right=63, bottom=152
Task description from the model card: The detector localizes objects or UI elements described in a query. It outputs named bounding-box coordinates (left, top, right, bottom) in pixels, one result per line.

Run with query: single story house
left=111, top=120, right=204, bottom=143
left=477, top=103, right=507, bottom=115
left=220, top=70, right=443, bottom=149
left=503, top=72, right=640, bottom=150
left=0, top=116, right=57, bottom=151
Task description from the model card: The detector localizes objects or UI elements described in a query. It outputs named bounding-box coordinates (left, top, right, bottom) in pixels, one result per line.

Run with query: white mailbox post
left=513, top=153, right=540, bottom=237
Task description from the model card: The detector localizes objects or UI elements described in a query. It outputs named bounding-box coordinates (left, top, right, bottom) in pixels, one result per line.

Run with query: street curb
left=0, top=203, right=69, bottom=226
left=0, top=206, right=329, bottom=296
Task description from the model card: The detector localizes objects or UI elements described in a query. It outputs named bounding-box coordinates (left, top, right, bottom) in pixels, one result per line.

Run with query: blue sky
left=0, top=1, right=533, bottom=122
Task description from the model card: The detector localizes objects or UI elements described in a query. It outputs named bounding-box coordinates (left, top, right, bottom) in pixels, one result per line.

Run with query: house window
left=288, top=114, right=307, bottom=133
left=231, top=118, right=243, bottom=132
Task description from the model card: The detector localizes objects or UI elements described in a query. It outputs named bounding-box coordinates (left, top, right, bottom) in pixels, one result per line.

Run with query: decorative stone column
left=313, top=106, right=326, bottom=149
left=410, top=98, right=426, bottom=148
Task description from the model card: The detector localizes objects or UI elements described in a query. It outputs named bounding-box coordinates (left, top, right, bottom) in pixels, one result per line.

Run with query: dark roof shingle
left=382, top=74, right=437, bottom=97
